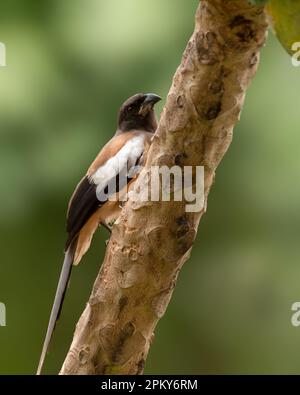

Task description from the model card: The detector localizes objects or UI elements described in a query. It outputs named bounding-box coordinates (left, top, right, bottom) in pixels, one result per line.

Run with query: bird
left=36, top=92, right=161, bottom=375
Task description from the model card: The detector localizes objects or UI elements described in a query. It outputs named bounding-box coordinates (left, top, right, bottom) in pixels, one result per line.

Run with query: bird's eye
left=127, top=106, right=132, bottom=112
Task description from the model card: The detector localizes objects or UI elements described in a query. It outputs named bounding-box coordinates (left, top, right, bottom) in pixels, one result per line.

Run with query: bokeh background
left=0, top=0, right=300, bottom=375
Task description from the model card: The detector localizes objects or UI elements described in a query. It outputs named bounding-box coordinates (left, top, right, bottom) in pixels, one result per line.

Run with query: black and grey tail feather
left=36, top=238, right=77, bottom=375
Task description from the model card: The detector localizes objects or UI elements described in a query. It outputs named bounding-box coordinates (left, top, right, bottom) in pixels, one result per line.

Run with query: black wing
left=65, top=176, right=100, bottom=250
left=65, top=170, right=138, bottom=251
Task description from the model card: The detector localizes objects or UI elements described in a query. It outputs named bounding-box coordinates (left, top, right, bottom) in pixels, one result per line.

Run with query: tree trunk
left=60, top=0, right=268, bottom=375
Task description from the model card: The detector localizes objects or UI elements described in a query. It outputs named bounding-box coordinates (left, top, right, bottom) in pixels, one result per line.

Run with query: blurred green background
left=0, top=0, right=300, bottom=375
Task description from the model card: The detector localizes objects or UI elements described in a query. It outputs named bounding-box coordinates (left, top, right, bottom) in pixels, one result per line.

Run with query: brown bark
left=60, top=0, right=268, bottom=375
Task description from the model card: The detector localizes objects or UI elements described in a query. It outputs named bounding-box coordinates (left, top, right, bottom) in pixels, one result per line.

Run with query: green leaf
left=267, top=0, right=300, bottom=55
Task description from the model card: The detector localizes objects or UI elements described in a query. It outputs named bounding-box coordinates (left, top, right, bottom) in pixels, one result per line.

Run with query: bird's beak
left=143, top=93, right=162, bottom=105
left=139, top=93, right=162, bottom=116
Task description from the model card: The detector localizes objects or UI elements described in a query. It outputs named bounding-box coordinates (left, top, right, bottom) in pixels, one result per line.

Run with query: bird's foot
left=101, top=220, right=115, bottom=234
left=119, top=200, right=126, bottom=209
left=102, top=220, right=117, bottom=246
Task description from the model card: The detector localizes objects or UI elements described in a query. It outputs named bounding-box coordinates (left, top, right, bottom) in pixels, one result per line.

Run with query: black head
left=117, top=93, right=161, bottom=133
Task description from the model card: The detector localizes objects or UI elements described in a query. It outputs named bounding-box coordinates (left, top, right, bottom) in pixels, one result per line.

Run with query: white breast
left=91, top=134, right=145, bottom=189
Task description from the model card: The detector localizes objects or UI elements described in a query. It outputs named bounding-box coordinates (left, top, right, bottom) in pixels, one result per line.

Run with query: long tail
left=36, top=238, right=77, bottom=375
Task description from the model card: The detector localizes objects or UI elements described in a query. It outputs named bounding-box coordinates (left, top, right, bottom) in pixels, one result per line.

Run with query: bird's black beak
left=139, top=93, right=161, bottom=116
left=143, top=93, right=162, bottom=105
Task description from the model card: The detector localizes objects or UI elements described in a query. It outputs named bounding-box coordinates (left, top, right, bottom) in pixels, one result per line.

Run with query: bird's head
left=117, top=93, right=161, bottom=133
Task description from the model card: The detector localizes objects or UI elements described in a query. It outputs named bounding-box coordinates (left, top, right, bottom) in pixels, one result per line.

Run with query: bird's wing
left=65, top=131, right=148, bottom=250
